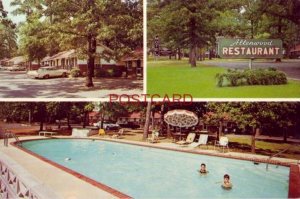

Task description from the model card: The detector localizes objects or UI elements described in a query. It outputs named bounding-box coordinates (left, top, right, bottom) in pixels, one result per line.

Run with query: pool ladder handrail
left=266, top=147, right=290, bottom=171
left=3, top=129, right=21, bottom=147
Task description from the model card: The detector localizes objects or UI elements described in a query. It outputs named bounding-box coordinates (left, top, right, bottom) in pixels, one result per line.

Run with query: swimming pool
left=21, top=139, right=289, bottom=198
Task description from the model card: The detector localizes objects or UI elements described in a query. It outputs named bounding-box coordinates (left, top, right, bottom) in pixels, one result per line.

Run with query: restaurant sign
left=218, top=39, right=283, bottom=59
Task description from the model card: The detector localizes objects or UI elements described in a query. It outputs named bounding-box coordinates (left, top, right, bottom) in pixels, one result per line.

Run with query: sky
left=2, top=0, right=26, bottom=24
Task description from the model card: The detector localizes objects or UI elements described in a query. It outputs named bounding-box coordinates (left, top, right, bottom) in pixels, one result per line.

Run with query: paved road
left=203, top=60, right=300, bottom=80
left=0, top=71, right=143, bottom=98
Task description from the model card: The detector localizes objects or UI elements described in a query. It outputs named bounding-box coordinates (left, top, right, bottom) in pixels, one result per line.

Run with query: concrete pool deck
left=1, top=136, right=300, bottom=198
left=0, top=136, right=118, bottom=199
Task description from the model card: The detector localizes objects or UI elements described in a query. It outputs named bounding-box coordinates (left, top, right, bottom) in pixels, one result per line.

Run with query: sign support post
left=249, top=58, right=253, bottom=70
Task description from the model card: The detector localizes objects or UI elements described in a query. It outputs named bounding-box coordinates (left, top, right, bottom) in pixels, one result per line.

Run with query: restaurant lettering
left=218, top=39, right=283, bottom=58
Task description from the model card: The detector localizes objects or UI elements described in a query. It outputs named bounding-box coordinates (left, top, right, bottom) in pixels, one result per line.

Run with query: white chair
left=111, top=128, right=124, bottom=139
left=147, top=131, right=159, bottom=143
left=176, top=133, right=196, bottom=145
left=214, top=136, right=229, bottom=152
left=187, top=134, right=208, bottom=148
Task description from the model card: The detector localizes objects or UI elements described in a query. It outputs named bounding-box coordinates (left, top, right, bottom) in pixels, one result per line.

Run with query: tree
left=96, top=102, right=128, bottom=129
left=0, top=0, right=17, bottom=59
left=43, top=0, right=142, bottom=87
left=204, top=103, right=232, bottom=140
left=18, top=15, right=48, bottom=68
left=143, top=102, right=152, bottom=140
left=148, top=0, right=225, bottom=67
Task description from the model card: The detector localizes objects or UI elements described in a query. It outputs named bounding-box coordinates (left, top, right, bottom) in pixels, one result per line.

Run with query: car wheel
left=44, top=74, right=50, bottom=79
left=62, top=72, right=67, bottom=78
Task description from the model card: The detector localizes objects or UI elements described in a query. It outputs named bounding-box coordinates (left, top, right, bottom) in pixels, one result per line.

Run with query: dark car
left=119, top=122, right=140, bottom=129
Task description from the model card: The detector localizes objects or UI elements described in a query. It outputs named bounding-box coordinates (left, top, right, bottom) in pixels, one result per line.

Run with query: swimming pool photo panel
left=0, top=101, right=300, bottom=198
left=1, top=0, right=300, bottom=199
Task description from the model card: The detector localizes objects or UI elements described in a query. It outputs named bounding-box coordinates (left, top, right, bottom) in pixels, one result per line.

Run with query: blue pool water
left=22, top=139, right=289, bottom=198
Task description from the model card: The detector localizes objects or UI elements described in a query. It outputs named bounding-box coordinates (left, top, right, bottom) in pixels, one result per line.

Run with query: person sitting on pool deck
left=199, top=163, right=208, bottom=174
left=222, top=174, right=233, bottom=189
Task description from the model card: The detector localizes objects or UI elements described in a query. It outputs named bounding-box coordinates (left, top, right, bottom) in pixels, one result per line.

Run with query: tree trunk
left=283, top=128, right=287, bottom=143
left=160, top=104, right=165, bottom=134
left=167, top=124, right=171, bottom=138
left=151, top=111, right=154, bottom=129
left=40, top=120, right=44, bottom=131
left=82, top=112, right=87, bottom=128
left=143, top=102, right=152, bottom=140
left=28, top=110, right=31, bottom=124
left=100, top=114, right=104, bottom=129
left=275, top=17, right=282, bottom=62
left=251, top=127, right=257, bottom=153
left=67, top=113, right=71, bottom=130
left=251, top=20, right=254, bottom=39
left=85, top=34, right=96, bottom=87
left=218, top=121, right=222, bottom=140
left=189, top=15, right=197, bottom=67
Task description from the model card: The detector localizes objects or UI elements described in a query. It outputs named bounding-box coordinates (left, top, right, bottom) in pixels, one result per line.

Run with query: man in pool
left=199, top=163, right=208, bottom=174
left=222, top=174, right=233, bottom=189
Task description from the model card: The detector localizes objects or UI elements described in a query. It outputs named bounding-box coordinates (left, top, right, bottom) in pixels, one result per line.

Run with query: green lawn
left=226, top=134, right=300, bottom=160
left=147, top=59, right=300, bottom=98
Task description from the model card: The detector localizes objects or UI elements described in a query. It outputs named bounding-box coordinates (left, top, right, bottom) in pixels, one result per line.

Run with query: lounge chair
left=214, top=136, right=229, bottom=152
left=187, top=134, right=209, bottom=148
left=176, top=133, right=196, bottom=145
left=111, top=129, right=124, bottom=139
left=72, top=128, right=92, bottom=137
left=147, top=131, right=159, bottom=143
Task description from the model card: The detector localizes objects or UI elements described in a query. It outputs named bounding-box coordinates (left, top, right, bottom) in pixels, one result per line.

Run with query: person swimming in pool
left=222, top=174, right=232, bottom=189
left=199, top=163, right=208, bottom=174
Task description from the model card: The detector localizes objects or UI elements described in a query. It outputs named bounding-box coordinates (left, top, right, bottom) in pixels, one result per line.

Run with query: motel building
left=41, top=44, right=116, bottom=74
left=119, top=48, right=143, bottom=79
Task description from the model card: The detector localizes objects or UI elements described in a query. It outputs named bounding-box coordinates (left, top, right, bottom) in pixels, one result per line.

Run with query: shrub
left=216, top=68, right=287, bottom=87
left=107, top=69, right=114, bottom=77
left=112, top=67, right=123, bottom=77
left=70, top=68, right=81, bottom=77
left=95, top=68, right=108, bottom=77
left=95, top=67, right=124, bottom=78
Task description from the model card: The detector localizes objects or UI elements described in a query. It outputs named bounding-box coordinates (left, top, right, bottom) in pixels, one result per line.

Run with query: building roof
left=126, top=112, right=161, bottom=119
left=290, top=44, right=300, bottom=52
left=0, top=58, right=9, bottom=62
left=122, top=48, right=143, bottom=62
left=48, top=50, right=76, bottom=61
left=44, top=44, right=114, bottom=61
left=7, top=56, right=26, bottom=65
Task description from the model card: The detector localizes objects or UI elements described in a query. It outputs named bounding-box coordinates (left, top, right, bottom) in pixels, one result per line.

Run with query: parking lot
left=0, top=71, right=143, bottom=98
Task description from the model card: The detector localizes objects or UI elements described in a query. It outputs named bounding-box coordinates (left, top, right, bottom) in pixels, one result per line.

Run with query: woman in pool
left=199, top=163, right=208, bottom=174
left=222, top=174, right=233, bottom=189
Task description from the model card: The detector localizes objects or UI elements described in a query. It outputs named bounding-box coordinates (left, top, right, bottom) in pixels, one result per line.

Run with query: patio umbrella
left=164, top=109, right=198, bottom=129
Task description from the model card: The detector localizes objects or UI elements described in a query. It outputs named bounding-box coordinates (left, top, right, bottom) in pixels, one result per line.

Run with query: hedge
left=95, top=67, right=123, bottom=78
left=216, top=68, right=287, bottom=87
left=70, top=68, right=82, bottom=77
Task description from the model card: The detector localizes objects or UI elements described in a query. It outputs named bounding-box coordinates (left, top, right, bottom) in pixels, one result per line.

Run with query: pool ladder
left=3, top=130, right=21, bottom=147
left=266, top=147, right=290, bottom=171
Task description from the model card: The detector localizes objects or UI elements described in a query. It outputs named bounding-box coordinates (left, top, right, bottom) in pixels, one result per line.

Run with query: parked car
left=27, top=67, right=68, bottom=79
left=93, top=121, right=120, bottom=130
left=118, top=122, right=140, bottom=129
left=9, top=65, right=26, bottom=71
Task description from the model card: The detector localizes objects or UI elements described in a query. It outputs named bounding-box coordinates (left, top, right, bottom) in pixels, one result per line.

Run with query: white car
left=9, top=65, right=26, bottom=71
left=27, top=67, right=68, bottom=79
left=93, top=122, right=120, bottom=130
